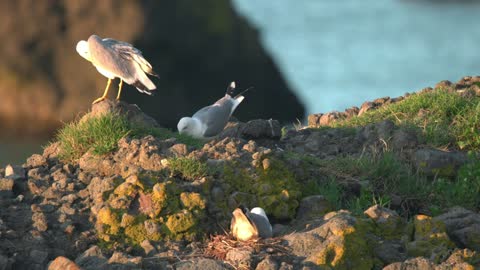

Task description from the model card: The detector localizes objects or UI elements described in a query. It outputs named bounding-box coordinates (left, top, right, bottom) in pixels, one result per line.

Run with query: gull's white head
left=177, top=117, right=204, bottom=138
left=76, top=40, right=91, bottom=62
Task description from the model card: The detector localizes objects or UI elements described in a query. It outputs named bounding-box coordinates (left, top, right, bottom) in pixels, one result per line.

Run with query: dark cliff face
left=0, top=0, right=305, bottom=137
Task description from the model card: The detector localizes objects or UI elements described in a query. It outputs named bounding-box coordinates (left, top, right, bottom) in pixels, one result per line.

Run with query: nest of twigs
left=203, top=234, right=290, bottom=262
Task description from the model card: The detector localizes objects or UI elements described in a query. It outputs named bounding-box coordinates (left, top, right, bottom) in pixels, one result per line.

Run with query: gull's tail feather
left=133, top=79, right=156, bottom=96
left=234, top=86, right=254, bottom=99
left=225, top=81, right=236, bottom=97
left=132, top=61, right=157, bottom=95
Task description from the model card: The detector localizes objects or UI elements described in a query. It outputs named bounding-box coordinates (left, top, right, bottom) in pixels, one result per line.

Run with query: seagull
left=177, top=81, right=250, bottom=139
left=76, top=34, right=158, bottom=104
left=231, top=206, right=272, bottom=241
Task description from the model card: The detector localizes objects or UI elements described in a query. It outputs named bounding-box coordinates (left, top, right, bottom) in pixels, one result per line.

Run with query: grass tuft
left=53, top=113, right=203, bottom=162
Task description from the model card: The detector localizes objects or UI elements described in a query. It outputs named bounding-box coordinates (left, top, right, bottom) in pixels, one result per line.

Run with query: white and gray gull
left=231, top=206, right=273, bottom=241
left=76, top=34, right=158, bottom=104
left=177, top=81, right=249, bottom=139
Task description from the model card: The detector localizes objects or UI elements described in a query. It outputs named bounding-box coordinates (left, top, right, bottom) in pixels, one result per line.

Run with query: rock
left=26, top=154, right=47, bottom=168
left=284, top=211, right=374, bottom=269
left=82, top=100, right=160, bottom=129
left=318, top=112, right=344, bottom=126
left=255, top=256, right=279, bottom=270
left=307, top=113, right=323, bottom=127
left=376, top=120, right=395, bottom=140
left=168, top=143, right=188, bottom=157
left=32, top=212, right=48, bottom=232
left=0, top=254, right=12, bottom=270
left=296, top=195, right=332, bottom=220
left=30, top=249, right=49, bottom=265
left=140, top=239, right=157, bottom=256
left=435, top=207, right=480, bottom=251
left=383, top=251, right=479, bottom=270
left=406, top=215, right=455, bottom=263
left=219, top=119, right=282, bottom=140
left=107, top=251, right=142, bottom=266
left=373, top=240, right=407, bottom=265
left=413, top=148, right=467, bottom=177
left=87, top=176, right=116, bottom=204
left=442, top=249, right=480, bottom=269
left=358, top=101, right=375, bottom=116
left=48, top=256, right=81, bottom=270
left=225, top=248, right=253, bottom=269
left=175, top=259, right=233, bottom=270
left=345, top=106, right=360, bottom=118
left=383, top=257, right=435, bottom=270
left=0, top=178, right=14, bottom=191
left=43, top=142, right=61, bottom=159
left=435, top=80, right=453, bottom=89
left=364, top=205, right=404, bottom=237
left=75, top=246, right=107, bottom=270
left=392, top=128, right=418, bottom=150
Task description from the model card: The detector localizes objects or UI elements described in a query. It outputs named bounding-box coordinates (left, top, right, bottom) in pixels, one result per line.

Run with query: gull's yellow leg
left=92, top=78, right=112, bottom=104
left=116, top=80, right=123, bottom=100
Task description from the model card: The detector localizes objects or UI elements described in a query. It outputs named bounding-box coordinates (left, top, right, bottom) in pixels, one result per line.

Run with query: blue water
left=232, top=0, right=480, bottom=116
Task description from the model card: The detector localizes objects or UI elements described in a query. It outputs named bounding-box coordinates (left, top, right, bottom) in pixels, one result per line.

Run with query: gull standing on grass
left=76, top=34, right=158, bottom=104
left=177, top=81, right=250, bottom=139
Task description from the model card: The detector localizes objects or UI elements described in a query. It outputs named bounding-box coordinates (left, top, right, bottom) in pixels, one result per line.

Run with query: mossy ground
left=223, top=158, right=302, bottom=220
left=296, top=88, right=480, bottom=217
left=333, top=88, right=480, bottom=150
left=52, top=112, right=202, bottom=162
left=290, top=151, right=480, bottom=217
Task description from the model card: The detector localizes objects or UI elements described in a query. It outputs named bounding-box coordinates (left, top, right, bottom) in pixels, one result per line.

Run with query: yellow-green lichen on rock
left=287, top=211, right=375, bottom=270
left=180, top=192, right=206, bottom=210
left=94, top=174, right=208, bottom=246
left=313, top=217, right=374, bottom=269
left=96, top=207, right=122, bottom=241
left=406, top=214, right=456, bottom=263
left=223, top=158, right=302, bottom=220
left=165, top=210, right=197, bottom=240
left=444, top=249, right=480, bottom=269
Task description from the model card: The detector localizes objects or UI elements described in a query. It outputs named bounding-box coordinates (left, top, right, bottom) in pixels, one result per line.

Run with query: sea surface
left=232, top=0, right=480, bottom=116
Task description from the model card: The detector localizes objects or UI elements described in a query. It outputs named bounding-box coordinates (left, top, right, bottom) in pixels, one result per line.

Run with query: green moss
left=168, top=157, right=210, bottom=180
left=310, top=215, right=375, bottom=269
left=223, top=158, right=302, bottom=219
left=124, top=223, right=148, bottom=244
left=406, top=215, right=455, bottom=263
left=165, top=211, right=196, bottom=234
left=180, top=192, right=206, bottom=210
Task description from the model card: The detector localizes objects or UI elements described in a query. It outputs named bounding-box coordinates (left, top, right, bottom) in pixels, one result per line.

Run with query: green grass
left=53, top=113, right=203, bottom=162
left=302, top=177, right=343, bottom=208
left=293, top=151, right=480, bottom=216
left=430, top=154, right=480, bottom=211
left=332, top=88, right=480, bottom=150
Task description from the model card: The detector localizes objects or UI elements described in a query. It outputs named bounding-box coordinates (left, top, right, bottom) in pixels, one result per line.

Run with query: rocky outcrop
left=0, top=0, right=304, bottom=138
left=1, top=87, right=480, bottom=269
left=308, top=76, right=480, bottom=128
